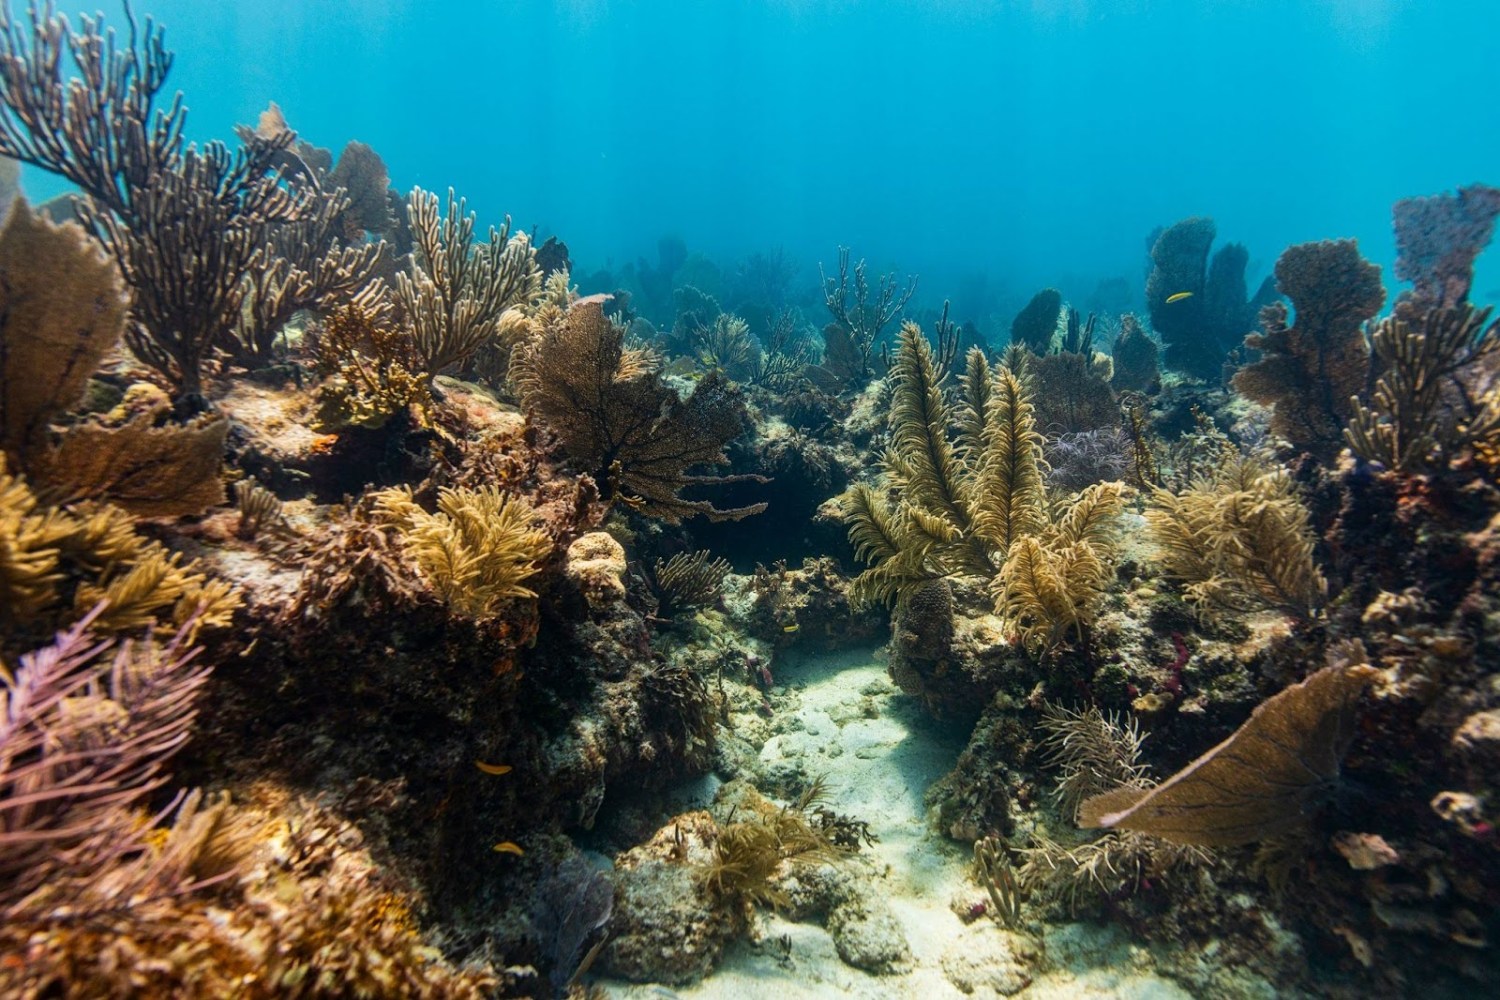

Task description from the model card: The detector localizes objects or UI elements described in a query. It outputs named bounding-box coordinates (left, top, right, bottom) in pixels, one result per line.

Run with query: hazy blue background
left=20, top=0, right=1500, bottom=317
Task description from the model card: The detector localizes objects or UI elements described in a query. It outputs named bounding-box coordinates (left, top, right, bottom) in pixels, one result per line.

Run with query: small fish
left=492, top=841, right=525, bottom=856
left=475, top=760, right=512, bottom=776
left=1165, top=291, right=1194, bottom=304
left=783, top=624, right=800, bottom=633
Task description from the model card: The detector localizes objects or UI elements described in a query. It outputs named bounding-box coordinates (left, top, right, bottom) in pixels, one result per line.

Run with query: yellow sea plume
left=1145, top=454, right=1326, bottom=618
left=374, top=485, right=551, bottom=618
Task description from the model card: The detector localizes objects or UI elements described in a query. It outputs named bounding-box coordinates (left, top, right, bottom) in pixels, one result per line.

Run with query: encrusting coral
left=513, top=296, right=768, bottom=522
left=1233, top=239, right=1385, bottom=460
left=374, top=484, right=552, bottom=618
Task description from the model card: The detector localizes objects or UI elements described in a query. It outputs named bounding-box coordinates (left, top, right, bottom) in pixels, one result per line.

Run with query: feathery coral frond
left=1146, top=454, right=1326, bottom=617
left=375, top=485, right=551, bottom=617
left=0, top=611, right=210, bottom=912
left=974, top=366, right=1048, bottom=553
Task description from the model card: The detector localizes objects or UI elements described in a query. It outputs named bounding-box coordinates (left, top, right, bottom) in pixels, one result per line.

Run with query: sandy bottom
left=599, top=647, right=1198, bottom=999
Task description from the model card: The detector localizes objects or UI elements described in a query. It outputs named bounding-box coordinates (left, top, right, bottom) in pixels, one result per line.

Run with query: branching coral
left=397, top=186, right=542, bottom=379
left=1146, top=216, right=1278, bottom=380
left=1038, top=702, right=1151, bottom=821
left=1233, top=239, right=1385, bottom=460
left=374, top=485, right=551, bottom=617
left=513, top=297, right=767, bottom=522
left=1145, top=453, right=1327, bottom=618
left=0, top=5, right=383, bottom=400
left=0, top=611, right=211, bottom=913
left=814, top=246, right=916, bottom=389
left=1345, top=304, right=1500, bottom=473
left=311, top=302, right=429, bottom=431
left=995, top=482, right=1126, bottom=653
left=648, top=550, right=731, bottom=618
left=692, top=312, right=760, bottom=381
left=840, top=331, right=1038, bottom=605
left=748, top=308, right=813, bottom=391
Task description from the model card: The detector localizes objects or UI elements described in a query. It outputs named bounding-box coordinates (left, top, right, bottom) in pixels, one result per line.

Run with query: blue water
left=24, top=0, right=1500, bottom=316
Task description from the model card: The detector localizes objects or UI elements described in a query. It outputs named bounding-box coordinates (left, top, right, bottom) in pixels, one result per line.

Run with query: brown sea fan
left=1078, top=651, right=1377, bottom=846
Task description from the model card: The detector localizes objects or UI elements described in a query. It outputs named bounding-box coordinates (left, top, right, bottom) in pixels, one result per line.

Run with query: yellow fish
left=475, top=761, right=513, bottom=776
left=492, top=841, right=525, bottom=856
left=783, top=624, right=800, bottom=633
left=1165, top=291, right=1194, bottom=304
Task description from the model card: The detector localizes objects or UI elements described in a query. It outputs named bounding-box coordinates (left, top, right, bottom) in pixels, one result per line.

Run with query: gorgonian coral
left=374, top=485, right=552, bottom=617
left=1146, top=453, right=1327, bottom=618
left=1233, top=239, right=1385, bottom=460
left=513, top=297, right=767, bottom=523
left=397, top=186, right=542, bottom=379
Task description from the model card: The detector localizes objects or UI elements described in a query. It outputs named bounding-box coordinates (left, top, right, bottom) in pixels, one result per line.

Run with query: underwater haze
left=29, top=0, right=1500, bottom=309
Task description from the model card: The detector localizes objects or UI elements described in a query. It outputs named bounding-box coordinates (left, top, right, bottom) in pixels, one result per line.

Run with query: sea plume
left=0, top=608, right=211, bottom=912
left=1078, top=647, right=1378, bottom=846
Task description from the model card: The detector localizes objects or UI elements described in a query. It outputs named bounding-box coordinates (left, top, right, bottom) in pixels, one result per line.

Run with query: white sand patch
left=600, top=646, right=1195, bottom=999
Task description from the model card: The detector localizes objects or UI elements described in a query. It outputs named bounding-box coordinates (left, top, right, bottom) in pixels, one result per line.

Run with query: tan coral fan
left=1078, top=655, right=1377, bottom=846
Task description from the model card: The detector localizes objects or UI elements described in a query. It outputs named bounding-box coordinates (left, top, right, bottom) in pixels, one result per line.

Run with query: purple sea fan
left=0, top=606, right=210, bottom=911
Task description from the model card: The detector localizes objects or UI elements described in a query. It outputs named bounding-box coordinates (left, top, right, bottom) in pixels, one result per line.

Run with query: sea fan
left=1078, top=650, right=1377, bottom=846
